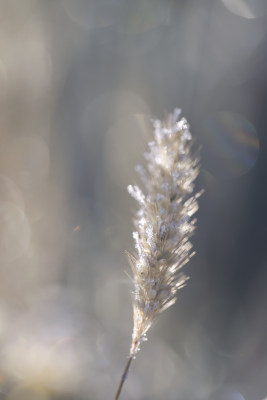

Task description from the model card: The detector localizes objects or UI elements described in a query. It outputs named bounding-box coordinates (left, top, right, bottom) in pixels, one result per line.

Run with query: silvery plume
left=115, top=109, right=202, bottom=400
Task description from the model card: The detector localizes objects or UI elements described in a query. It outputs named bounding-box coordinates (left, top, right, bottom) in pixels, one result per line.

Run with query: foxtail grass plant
left=115, top=109, right=202, bottom=400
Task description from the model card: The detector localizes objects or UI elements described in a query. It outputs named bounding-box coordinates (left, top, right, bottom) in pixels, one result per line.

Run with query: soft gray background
left=0, top=1, right=266, bottom=399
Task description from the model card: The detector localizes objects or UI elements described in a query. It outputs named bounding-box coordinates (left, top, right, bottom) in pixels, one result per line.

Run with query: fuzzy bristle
left=127, top=108, right=202, bottom=356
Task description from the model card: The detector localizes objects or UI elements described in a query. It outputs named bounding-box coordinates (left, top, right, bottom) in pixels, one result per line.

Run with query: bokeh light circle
left=0, top=202, right=30, bottom=263
left=0, top=175, right=24, bottom=208
left=6, top=136, right=50, bottom=193
left=61, top=0, right=119, bottom=29
left=216, top=387, right=245, bottom=400
left=221, top=0, right=267, bottom=19
left=201, top=111, right=259, bottom=179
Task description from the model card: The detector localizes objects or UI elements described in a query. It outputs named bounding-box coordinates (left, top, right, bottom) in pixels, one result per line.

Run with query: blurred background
left=0, top=0, right=267, bottom=399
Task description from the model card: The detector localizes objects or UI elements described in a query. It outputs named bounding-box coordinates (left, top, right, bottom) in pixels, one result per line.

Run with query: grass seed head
left=127, top=109, right=202, bottom=355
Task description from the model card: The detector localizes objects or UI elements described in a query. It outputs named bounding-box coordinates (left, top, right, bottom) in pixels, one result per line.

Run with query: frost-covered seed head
left=127, top=109, right=202, bottom=356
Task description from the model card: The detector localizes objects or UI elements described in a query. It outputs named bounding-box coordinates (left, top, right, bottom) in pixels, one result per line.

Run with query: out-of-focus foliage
left=0, top=1, right=267, bottom=399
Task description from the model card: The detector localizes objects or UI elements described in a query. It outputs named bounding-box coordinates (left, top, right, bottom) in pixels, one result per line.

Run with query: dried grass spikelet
left=115, top=108, right=202, bottom=400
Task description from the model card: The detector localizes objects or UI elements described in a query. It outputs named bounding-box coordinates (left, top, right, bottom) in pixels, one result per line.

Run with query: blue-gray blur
left=0, top=1, right=266, bottom=399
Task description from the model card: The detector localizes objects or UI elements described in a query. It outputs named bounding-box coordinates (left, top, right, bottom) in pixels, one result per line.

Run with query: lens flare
left=201, top=112, right=259, bottom=179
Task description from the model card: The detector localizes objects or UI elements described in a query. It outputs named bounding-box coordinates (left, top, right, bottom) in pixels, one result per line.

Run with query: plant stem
left=115, top=355, right=133, bottom=400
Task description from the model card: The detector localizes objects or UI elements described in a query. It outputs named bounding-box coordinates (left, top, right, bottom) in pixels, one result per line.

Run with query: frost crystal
left=127, top=109, right=202, bottom=356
